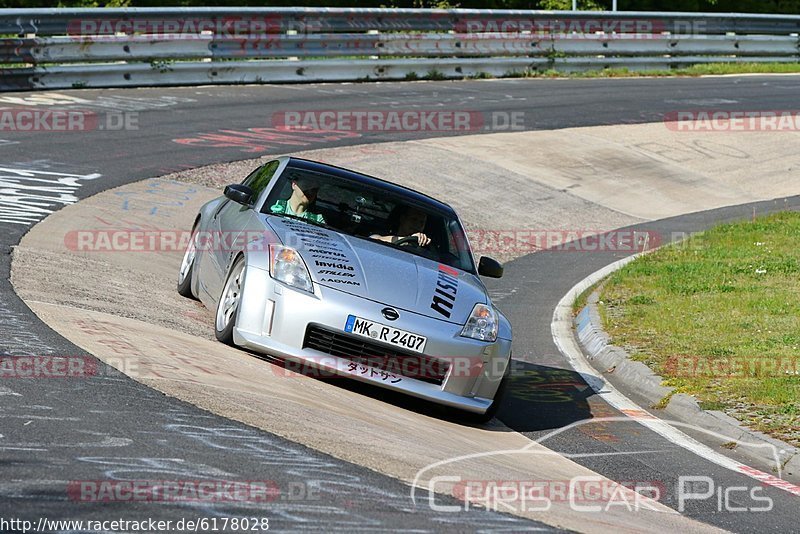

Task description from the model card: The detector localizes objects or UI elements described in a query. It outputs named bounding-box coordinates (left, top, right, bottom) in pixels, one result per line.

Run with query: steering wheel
left=394, top=235, right=420, bottom=246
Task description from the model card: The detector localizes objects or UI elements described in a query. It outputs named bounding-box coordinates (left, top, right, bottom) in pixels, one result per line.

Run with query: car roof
left=284, top=157, right=457, bottom=216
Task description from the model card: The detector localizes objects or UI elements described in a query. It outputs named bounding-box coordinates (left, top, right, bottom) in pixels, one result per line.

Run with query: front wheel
left=215, top=256, right=245, bottom=345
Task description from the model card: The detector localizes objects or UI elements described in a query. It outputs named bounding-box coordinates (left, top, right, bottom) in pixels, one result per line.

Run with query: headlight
left=269, top=244, right=314, bottom=293
left=460, top=303, right=498, bottom=342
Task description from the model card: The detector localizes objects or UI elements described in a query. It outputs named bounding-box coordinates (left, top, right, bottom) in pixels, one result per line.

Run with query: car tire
left=177, top=224, right=199, bottom=299
left=215, top=255, right=246, bottom=346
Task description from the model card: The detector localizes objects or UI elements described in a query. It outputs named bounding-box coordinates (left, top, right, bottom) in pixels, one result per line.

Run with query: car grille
left=303, top=324, right=449, bottom=386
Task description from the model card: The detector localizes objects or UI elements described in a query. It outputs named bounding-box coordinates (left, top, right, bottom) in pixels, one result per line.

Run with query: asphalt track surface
left=1, top=76, right=800, bottom=532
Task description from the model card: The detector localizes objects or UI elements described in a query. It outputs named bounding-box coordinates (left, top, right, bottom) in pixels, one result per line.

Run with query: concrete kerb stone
left=577, top=291, right=674, bottom=404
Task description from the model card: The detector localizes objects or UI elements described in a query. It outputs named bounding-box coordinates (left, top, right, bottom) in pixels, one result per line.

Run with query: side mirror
left=478, top=256, right=503, bottom=278
left=224, top=184, right=254, bottom=205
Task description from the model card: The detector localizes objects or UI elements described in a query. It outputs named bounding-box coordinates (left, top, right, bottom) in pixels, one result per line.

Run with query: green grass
left=505, top=63, right=800, bottom=79
left=677, top=62, right=800, bottom=75
left=573, top=280, right=601, bottom=315
left=424, top=68, right=447, bottom=81
left=468, top=71, right=494, bottom=80
left=599, top=212, right=800, bottom=446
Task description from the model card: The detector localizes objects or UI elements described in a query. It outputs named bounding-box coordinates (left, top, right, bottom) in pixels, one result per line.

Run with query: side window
left=241, top=166, right=261, bottom=187
left=243, top=160, right=281, bottom=200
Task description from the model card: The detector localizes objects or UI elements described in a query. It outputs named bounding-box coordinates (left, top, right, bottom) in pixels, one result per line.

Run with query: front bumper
left=233, top=265, right=512, bottom=413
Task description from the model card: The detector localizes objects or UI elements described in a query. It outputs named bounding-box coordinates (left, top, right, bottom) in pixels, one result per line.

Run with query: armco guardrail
left=1, top=7, right=799, bottom=91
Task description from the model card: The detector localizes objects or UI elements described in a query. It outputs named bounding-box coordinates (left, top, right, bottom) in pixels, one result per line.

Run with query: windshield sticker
left=430, top=264, right=459, bottom=319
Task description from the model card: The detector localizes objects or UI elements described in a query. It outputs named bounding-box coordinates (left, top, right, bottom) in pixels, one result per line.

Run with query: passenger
left=371, top=205, right=430, bottom=246
left=270, top=178, right=326, bottom=223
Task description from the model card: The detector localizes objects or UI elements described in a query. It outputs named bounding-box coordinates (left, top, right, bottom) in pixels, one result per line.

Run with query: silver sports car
left=177, top=157, right=511, bottom=420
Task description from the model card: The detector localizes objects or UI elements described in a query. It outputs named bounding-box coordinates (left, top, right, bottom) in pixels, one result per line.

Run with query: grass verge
left=507, top=63, right=800, bottom=79
left=598, top=212, right=800, bottom=447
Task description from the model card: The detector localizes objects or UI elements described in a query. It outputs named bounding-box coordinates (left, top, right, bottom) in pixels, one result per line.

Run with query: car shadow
left=247, top=351, right=593, bottom=431
left=495, top=359, right=595, bottom=432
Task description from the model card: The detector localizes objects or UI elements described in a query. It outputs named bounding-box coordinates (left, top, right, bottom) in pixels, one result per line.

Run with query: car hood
left=266, top=216, right=487, bottom=324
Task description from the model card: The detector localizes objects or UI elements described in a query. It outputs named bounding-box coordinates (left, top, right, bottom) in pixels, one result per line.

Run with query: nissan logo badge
left=381, top=307, right=399, bottom=321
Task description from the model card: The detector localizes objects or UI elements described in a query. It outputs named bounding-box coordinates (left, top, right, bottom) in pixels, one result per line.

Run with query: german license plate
left=344, top=315, right=427, bottom=353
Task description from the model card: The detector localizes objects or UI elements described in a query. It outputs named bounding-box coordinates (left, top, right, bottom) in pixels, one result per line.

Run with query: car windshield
left=262, top=165, right=476, bottom=273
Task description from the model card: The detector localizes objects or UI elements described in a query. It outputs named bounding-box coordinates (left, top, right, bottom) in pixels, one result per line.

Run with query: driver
left=371, top=205, right=430, bottom=246
left=270, top=177, right=326, bottom=224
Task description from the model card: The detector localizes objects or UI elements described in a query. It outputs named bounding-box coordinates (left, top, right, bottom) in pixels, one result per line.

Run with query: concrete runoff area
left=12, top=120, right=798, bottom=531
left=421, top=125, right=800, bottom=220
